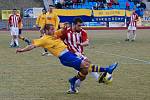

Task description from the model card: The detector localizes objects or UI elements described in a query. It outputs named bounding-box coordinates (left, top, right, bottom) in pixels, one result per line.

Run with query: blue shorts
left=59, top=51, right=82, bottom=71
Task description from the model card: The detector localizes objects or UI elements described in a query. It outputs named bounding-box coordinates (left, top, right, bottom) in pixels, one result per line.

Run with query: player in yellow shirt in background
left=36, top=8, right=47, bottom=37
left=16, top=24, right=118, bottom=94
left=41, top=5, right=60, bottom=56
left=45, top=5, right=60, bottom=30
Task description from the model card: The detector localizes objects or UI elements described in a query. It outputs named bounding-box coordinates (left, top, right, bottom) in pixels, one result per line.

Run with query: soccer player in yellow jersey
left=16, top=24, right=118, bottom=94
left=45, top=5, right=59, bottom=30
left=36, top=8, right=47, bottom=36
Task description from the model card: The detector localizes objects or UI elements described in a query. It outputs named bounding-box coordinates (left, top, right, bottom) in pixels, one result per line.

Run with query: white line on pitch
left=95, top=51, right=150, bottom=64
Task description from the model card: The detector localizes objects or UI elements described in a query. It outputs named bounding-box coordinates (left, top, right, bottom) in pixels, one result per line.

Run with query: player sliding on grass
left=16, top=24, right=118, bottom=94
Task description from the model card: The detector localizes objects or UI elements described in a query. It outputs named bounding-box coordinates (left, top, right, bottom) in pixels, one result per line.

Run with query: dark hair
left=13, top=9, right=17, bottom=11
left=64, top=22, right=70, bottom=25
left=73, top=17, right=83, bottom=25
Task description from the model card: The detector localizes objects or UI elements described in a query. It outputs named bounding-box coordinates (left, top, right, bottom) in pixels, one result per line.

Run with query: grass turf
left=0, top=30, right=150, bottom=100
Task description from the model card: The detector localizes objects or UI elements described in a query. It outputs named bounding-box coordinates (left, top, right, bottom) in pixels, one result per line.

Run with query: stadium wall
left=0, top=9, right=150, bottom=30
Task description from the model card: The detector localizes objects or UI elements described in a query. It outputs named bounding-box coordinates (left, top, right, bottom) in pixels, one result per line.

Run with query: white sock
left=127, top=31, right=131, bottom=39
left=75, top=79, right=81, bottom=87
left=14, top=38, right=19, bottom=46
left=132, top=32, right=136, bottom=40
left=91, top=72, right=100, bottom=81
left=10, top=38, right=14, bottom=46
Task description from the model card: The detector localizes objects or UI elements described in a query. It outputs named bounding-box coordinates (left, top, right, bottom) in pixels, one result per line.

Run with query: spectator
left=140, top=2, right=146, bottom=9
left=106, top=0, right=113, bottom=9
left=113, top=0, right=119, bottom=8
left=55, top=0, right=63, bottom=9
left=136, top=2, right=141, bottom=8
left=126, top=1, right=130, bottom=10
left=64, top=0, right=73, bottom=8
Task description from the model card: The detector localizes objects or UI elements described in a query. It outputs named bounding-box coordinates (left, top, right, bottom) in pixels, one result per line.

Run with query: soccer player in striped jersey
left=8, top=9, right=21, bottom=47
left=125, top=10, right=139, bottom=42
left=16, top=24, right=118, bottom=94
left=55, top=18, right=101, bottom=92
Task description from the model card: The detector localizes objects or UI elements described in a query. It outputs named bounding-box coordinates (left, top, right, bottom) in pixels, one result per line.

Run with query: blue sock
left=100, top=67, right=109, bottom=72
left=71, top=76, right=78, bottom=82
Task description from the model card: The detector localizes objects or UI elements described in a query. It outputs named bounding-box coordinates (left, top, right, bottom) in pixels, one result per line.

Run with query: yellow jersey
left=44, top=12, right=60, bottom=30
left=18, top=20, right=23, bottom=29
left=32, top=35, right=67, bottom=57
left=36, top=13, right=46, bottom=28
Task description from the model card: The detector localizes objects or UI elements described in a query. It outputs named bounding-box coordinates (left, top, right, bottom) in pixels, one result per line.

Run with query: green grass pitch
left=0, top=30, right=150, bottom=100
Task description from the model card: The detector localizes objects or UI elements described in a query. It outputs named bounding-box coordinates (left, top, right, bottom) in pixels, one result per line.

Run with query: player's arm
left=40, top=16, right=46, bottom=33
left=135, top=16, right=139, bottom=22
left=36, top=15, right=40, bottom=27
left=80, top=39, right=89, bottom=46
left=16, top=44, right=36, bottom=53
left=77, top=31, right=89, bottom=47
left=16, top=37, right=44, bottom=53
left=7, top=16, right=12, bottom=30
left=55, top=14, right=60, bottom=30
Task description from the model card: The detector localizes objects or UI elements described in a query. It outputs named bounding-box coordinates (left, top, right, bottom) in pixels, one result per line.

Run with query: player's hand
left=16, top=48, right=23, bottom=53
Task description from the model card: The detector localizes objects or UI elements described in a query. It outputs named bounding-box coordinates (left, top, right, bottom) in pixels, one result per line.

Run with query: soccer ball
left=103, top=73, right=113, bottom=84
left=99, top=72, right=113, bottom=84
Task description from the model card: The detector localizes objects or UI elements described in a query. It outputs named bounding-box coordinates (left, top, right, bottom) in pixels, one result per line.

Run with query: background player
left=8, top=9, right=21, bottom=47
left=125, top=10, right=139, bottom=42
left=16, top=24, right=118, bottom=94
left=41, top=5, right=60, bottom=56
left=36, top=8, right=47, bottom=37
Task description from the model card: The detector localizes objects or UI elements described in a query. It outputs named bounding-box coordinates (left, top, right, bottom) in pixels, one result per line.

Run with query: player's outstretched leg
left=89, top=62, right=118, bottom=74
left=107, top=62, right=118, bottom=74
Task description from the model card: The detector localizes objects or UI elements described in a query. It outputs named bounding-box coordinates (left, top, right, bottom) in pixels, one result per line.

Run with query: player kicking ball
left=16, top=24, right=118, bottom=94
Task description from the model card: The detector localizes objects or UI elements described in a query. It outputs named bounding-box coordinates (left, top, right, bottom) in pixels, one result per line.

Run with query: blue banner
left=58, top=16, right=92, bottom=22
left=93, top=16, right=126, bottom=22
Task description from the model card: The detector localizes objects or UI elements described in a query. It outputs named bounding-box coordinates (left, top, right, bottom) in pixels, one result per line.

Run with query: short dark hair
left=73, top=17, right=83, bottom=25
left=13, top=9, right=17, bottom=11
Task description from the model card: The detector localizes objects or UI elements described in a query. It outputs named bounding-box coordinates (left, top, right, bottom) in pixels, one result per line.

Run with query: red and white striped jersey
left=60, top=28, right=88, bottom=53
left=8, top=14, right=21, bottom=27
left=129, top=13, right=138, bottom=27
